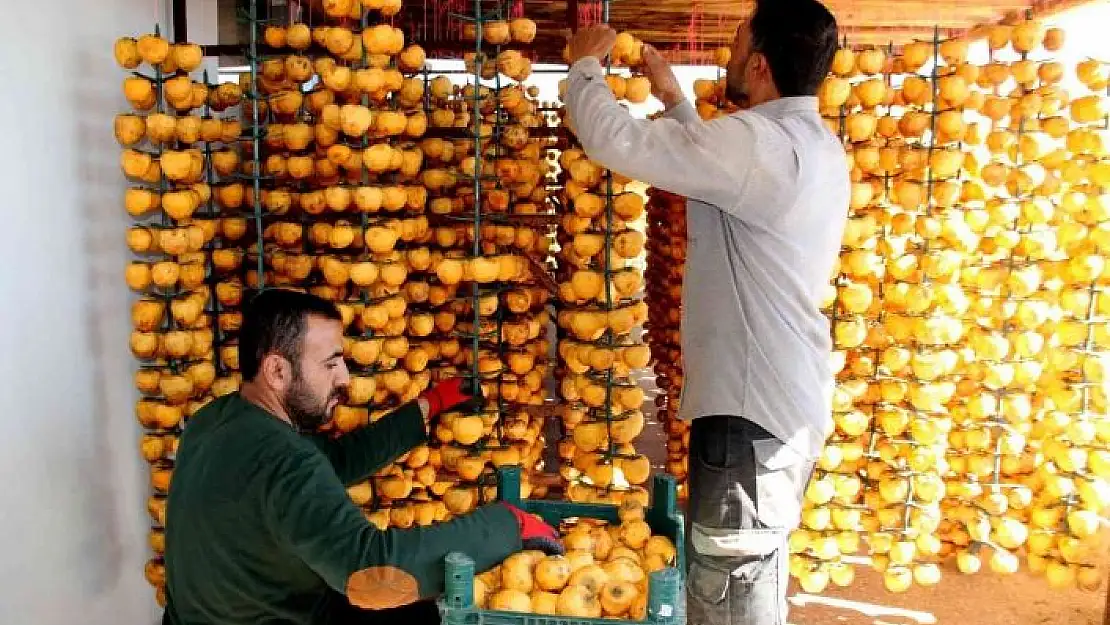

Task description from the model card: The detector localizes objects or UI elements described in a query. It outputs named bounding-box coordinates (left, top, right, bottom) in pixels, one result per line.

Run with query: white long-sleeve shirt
left=565, top=57, right=850, bottom=461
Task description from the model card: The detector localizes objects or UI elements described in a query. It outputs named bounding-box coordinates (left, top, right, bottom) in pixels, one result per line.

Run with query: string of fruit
left=376, top=6, right=558, bottom=522
left=867, top=32, right=979, bottom=593
left=810, top=19, right=1110, bottom=592
left=244, top=7, right=439, bottom=528
left=690, top=48, right=740, bottom=121
left=792, top=40, right=891, bottom=594
left=934, top=20, right=1051, bottom=580
left=643, top=188, right=688, bottom=501
left=1018, top=37, right=1109, bottom=589
left=557, top=31, right=653, bottom=106
left=554, top=30, right=653, bottom=506
left=116, top=27, right=246, bottom=607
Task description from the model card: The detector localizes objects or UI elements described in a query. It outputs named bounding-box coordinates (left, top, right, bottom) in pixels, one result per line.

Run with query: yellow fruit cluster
left=554, top=101, right=653, bottom=504
left=245, top=15, right=556, bottom=524
left=378, top=77, right=558, bottom=520
left=116, top=28, right=247, bottom=607
left=557, top=32, right=652, bottom=105
left=644, top=189, right=689, bottom=499
left=686, top=23, right=1109, bottom=594
left=814, top=21, right=1109, bottom=592
left=688, top=52, right=741, bottom=121
left=120, top=4, right=561, bottom=604
left=456, top=17, right=539, bottom=84
left=474, top=501, right=676, bottom=618
left=819, top=36, right=966, bottom=594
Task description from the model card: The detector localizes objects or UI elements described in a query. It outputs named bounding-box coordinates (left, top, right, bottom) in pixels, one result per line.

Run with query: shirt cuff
left=568, top=56, right=605, bottom=83
left=395, top=400, right=431, bottom=444
left=663, top=99, right=699, bottom=124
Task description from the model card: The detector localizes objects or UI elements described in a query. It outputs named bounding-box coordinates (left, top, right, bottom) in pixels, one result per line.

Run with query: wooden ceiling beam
left=960, top=0, right=1094, bottom=41
left=413, top=0, right=1103, bottom=62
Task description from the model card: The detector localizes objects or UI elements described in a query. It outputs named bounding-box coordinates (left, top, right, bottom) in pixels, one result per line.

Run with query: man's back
left=164, top=393, right=336, bottom=624
left=563, top=61, right=850, bottom=462
left=675, top=97, right=849, bottom=460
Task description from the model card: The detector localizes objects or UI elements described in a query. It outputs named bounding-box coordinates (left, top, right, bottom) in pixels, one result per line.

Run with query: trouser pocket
left=752, top=437, right=813, bottom=529
left=686, top=536, right=785, bottom=625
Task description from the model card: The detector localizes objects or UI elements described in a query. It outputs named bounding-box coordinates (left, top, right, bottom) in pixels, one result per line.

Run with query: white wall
left=0, top=0, right=171, bottom=623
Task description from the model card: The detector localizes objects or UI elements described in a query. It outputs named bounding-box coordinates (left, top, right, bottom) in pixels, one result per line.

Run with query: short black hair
left=239, top=288, right=343, bottom=381
left=749, top=0, right=838, bottom=97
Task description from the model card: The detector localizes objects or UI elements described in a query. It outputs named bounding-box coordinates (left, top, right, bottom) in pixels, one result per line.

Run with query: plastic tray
left=438, top=467, right=685, bottom=625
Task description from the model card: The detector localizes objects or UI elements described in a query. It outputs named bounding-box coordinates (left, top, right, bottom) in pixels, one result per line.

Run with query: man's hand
left=500, top=503, right=565, bottom=555
left=419, top=377, right=484, bottom=422
left=642, top=44, right=684, bottom=109
left=566, top=24, right=618, bottom=66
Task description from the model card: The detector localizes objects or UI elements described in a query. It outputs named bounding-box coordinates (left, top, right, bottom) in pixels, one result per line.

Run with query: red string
left=510, top=0, right=524, bottom=19
left=455, top=0, right=465, bottom=40
left=578, top=0, right=602, bottom=27
left=687, top=2, right=704, bottom=65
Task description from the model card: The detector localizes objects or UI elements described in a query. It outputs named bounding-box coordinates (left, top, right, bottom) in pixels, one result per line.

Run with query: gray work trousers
left=685, top=416, right=814, bottom=625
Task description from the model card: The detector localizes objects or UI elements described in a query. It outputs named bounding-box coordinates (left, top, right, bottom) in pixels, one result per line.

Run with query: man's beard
left=284, top=374, right=342, bottom=433
left=725, top=76, right=749, bottom=108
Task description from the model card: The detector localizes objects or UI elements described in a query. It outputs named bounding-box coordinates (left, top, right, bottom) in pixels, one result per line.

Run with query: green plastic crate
left=437, top=467, right=685, bottom=625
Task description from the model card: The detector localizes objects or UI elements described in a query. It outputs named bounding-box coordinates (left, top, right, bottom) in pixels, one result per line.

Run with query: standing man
left=564, top=2, right=847, bottom=624
left=163, top=288, right=559, bottom=624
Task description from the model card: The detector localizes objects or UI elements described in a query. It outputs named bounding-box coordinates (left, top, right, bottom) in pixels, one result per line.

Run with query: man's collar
left=748, top=96, right=820, bottom=117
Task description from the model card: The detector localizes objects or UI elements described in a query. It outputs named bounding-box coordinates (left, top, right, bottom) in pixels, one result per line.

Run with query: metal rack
left=118, top=21, right=252, bottom=606
left=549, top=0, right=655, bottom=503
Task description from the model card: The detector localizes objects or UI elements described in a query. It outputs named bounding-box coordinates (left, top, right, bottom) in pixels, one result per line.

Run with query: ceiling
left=396, top=0, right=1093, bottom=63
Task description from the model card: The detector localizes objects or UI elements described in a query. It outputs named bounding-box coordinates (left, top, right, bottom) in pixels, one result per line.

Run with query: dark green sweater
left=163, top=393, right=521, bottom=624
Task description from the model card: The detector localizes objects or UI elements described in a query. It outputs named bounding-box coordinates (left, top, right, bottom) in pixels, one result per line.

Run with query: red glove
left=419, top=377, right=482, bottom=420
left=500, top=502, right=564, bottom=555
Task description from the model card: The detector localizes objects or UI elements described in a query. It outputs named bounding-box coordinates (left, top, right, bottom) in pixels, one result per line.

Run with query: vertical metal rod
left=359, top=9, right=370, bottom=276
left=248, top=0, right=265, bottom=287
left=601, top=0, right=615, bottom=463
left=493, top=15, right=506, bottom=444
left=202, top=68, right=224, bottom=376
left=471, top=0, right=483, bottom=399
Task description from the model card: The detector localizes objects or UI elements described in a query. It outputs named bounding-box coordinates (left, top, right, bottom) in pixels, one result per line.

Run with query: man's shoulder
left=180, top=394, right=309, bottom=464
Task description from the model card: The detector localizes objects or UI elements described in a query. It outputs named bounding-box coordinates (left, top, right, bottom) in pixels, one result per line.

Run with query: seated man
left=163, top=288, right=558, bottom=624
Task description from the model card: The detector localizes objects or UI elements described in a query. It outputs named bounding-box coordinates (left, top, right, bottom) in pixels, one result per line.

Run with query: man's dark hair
left=749, top=0, right=839, bottom=97
left=239, top=288, right=343, bottom=381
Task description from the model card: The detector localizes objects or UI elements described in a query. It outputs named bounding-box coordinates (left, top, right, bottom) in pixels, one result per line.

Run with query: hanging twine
left=453, top=0, right=465, bottom=40
left=579, top=0, right=602, bottom=28
left=686, top=1, right=704, bottom=65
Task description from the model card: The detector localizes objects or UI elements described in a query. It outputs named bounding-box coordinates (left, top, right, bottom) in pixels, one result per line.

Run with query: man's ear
left=750, top=52, right=770, bottom=81
left=260, top=353, right=292, bottom=391
left=748, top=51, right=776, bottom=95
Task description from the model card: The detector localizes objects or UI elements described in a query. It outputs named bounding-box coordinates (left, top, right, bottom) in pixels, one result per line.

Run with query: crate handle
left=647, top=567, right=681, bottom=624
left=650, top=473, right=678, bottom=519
left=443, top=552, right=476, bottom=611
left=496, top=466, right=523, bottom=505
